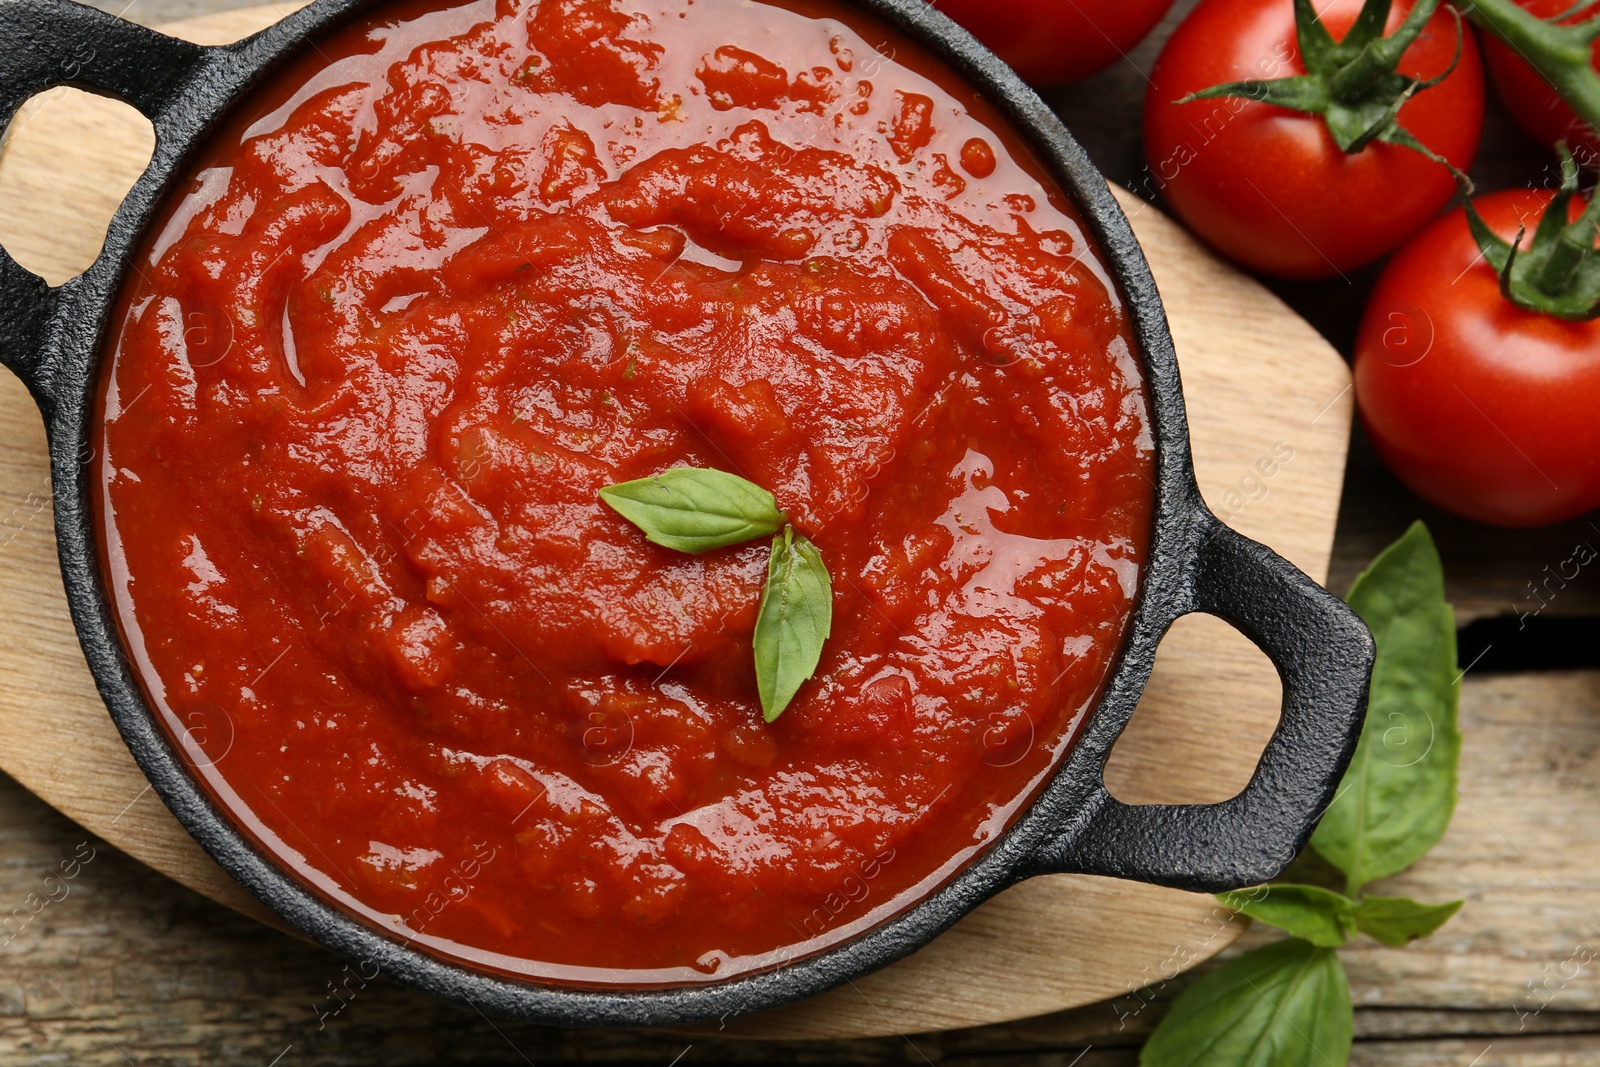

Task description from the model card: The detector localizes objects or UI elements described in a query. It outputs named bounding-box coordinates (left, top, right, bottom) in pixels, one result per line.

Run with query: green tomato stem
left=1462, top=0, right=1600, bottom=136
left=1539, top=193, right=1600, bottom=292
left=1328, top=0, right=1439, bottom=98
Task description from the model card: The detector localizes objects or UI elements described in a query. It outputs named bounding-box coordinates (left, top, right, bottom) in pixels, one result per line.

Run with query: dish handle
left=1025, top=511, right=1375, bottom=892
left=0, top=0, right=205, bottom=405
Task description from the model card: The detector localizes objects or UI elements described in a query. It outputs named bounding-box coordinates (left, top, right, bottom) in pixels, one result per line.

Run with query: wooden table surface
left=4, top=0, right=1599, bottom=1063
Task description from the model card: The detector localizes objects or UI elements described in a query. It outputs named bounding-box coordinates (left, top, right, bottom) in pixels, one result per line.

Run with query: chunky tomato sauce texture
left=98, top=0, right=1154, bottom=983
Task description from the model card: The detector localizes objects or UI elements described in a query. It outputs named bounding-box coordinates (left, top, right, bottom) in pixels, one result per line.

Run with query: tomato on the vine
left=1482, top=0, right=1600, bottom=163
left=929, top=0, right=1177, bottom=85
left=1354, top=189, right=1600, bottom=527
left=1143, top=0, right=1484, bottom=278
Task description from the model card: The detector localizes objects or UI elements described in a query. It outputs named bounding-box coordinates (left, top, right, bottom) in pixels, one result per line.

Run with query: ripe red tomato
left=1142, top=0, right=1484, bottom=278
left=929, top=0, right=1177, bottom=85
left=1482, top=0, right=1600, bottom=164
left=1354, top=190, right=1600, bottom=527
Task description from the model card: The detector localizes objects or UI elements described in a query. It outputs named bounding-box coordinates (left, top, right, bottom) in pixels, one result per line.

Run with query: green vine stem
left=1462, top=0, right=1600, bottom=137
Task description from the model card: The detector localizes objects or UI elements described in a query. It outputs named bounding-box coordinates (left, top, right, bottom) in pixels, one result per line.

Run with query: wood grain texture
left=4, top=671, right=1599, bottom=1063
left=0, top=3, right=1350, bottom=1040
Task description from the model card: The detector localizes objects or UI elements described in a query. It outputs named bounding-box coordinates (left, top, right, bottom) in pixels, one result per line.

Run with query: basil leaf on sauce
left=1311, top=521, right=1461, bottom=896
left=753, top=526, right=833, bottom=722
left=1351, top=895, right=1463, bottom=948
left=1215, top=884, right=1357, bottom=949
left=600, top=467, right=786, bottom=554
left=600, top=469, right=833, bottom=724
left=1139, top=938, right=1352, bottom=1067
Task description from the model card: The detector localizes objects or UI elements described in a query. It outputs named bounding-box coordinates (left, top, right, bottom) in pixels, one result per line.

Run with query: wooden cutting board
left=0, top=4, right=1353, bottom=1040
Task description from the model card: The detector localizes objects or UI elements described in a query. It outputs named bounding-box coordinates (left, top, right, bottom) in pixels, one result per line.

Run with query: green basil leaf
left=754, top=526, right=832, bottom=722
left=1311, top=521, right=1460, bottom=896
left=1140, top=938, right=1352, bottom=1067
left=1216, top=884, right=1357, bottom=948
left=599, top=467, right=785, bottom=554
left=1352, top=895, right=1463, bottom=947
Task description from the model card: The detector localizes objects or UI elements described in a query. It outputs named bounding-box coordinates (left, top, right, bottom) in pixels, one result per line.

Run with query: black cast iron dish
left=0, top=0, right=1375, bottom=1027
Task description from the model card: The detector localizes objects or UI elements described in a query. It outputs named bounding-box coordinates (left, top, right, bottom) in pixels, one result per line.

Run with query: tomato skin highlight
left=929, top=0, right=1177, bottom=85
left=1354, top=189, right=1600, bottom=527
left=1481, top=0, right=1600, bottom=164
left=1142, top=0, right=1484, bottom=278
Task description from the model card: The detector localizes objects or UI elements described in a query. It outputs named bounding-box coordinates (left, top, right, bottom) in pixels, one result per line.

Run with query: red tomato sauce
left=97, top=0, right=1153, bottom=983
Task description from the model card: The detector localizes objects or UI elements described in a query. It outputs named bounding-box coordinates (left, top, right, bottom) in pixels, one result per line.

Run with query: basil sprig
left=1140, top=939, right=1351, bottom=1067
left=1215, top=884, right=1359, bottom=949
left=1346, top=895, right=1463, bottom=948
left=1143, top=523, right=1464, bottom=1067
left=600, top=467, right=832, bottom=722
left=754, top=526, right=833, bottom=723
left=599, top=467, right=785, bottom=553
left=1313, top=522, right=1463, bottom=892
left=1216, top=883, right=1461, bottom=952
